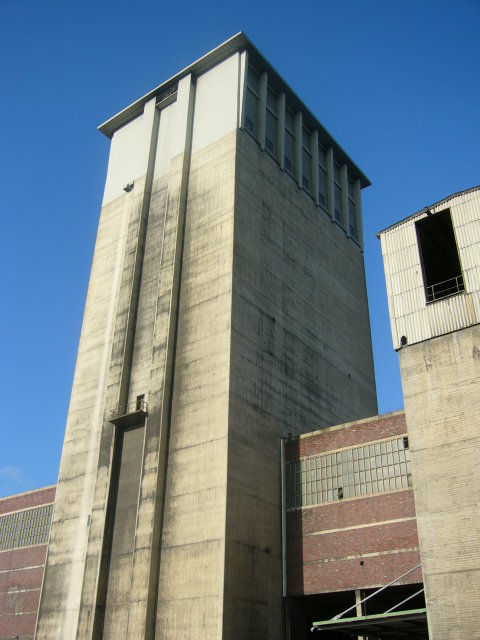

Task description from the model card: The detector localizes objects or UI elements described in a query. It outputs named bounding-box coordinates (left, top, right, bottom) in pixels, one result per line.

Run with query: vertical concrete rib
left=76, top=100, right=161, bottom=640
left=140, top=74, right=197, bottom=640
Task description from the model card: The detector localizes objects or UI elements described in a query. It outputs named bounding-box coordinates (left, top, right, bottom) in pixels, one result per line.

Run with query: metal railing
left=109, top=399, right=148, bottom=421
left=427, top=274, right=464, bottom=302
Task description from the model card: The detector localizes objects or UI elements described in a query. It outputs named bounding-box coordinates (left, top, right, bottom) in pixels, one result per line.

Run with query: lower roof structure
left=311, top=608, right=428, bottom=639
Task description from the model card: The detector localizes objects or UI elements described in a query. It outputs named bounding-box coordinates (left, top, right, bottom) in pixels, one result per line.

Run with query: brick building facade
left=284, top=412, right=425, bottom=637
left=0, top=487, right=55, bottom=640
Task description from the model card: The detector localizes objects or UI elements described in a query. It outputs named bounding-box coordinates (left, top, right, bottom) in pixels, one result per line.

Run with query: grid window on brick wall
left=0, top=504, right=53, bottom=550
left=286, top=437, right=412, bottom=509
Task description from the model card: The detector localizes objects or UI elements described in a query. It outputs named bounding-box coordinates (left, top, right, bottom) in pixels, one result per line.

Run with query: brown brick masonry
left=0, top=486, right=56, bottom=516
left=0, top=487, right=56, bottom=640
left=285, top=410, right=407, bottom=460
left=285, top=412, right=421, bottom=596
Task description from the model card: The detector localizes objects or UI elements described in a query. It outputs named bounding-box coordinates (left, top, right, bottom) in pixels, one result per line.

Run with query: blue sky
left=1, top=0, right=479, bottom=496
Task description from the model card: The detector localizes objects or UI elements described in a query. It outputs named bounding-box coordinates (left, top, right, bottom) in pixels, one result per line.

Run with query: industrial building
left=0, top=32, right=479, bottom=640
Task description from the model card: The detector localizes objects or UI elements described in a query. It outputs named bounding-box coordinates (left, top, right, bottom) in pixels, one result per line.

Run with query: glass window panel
left=386, top=441, right=393, bottom=453
left=284, top=131, right=295, bottom=174
left=285, top=109, right=294, bottom=132
left=248, top=66, right=259, bottom=93
left=348, top=178, right=355, bottom=198
left=349, top=200, right=357, bottom=238
left=334, top=183, right=342, bottom=222
left=334, top=163, right=341, bottom=184
left=245, top=89, right=258, bottom=136
left=318, top=145, right=326, bottom=167
left=267, top=87, right=277, bottom=112
left=302, top=127, right=310, bottom=149
left=302, top=149, right=312, bottom=192
left=380, top=442, right=386, bottom=454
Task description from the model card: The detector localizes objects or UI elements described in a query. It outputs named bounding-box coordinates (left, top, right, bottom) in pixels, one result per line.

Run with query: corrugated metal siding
left=380, top=188, right=480, bottom=348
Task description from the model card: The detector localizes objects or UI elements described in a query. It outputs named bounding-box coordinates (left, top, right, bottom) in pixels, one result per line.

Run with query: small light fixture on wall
left=123, top=182, right=134, bottom=193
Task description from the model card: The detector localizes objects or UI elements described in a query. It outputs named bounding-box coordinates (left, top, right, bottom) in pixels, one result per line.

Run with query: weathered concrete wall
left=400, top=324, right=480, bottom=639
left=154, top=131, right=236, bottom=639
left=221, top=131, right=377, bottom=639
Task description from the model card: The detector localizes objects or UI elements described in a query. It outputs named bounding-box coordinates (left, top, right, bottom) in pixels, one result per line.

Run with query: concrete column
left=294, top=111, right=302, bottom=188
left=258, top=71, right=267, bottom=150
left=355, top=589, right=364, bottom=640
left=278, top=92, right=285, bottom=171
left=354, top=178, right=364, bottom=249
left=341, top=162, right=349, bottom=233
left=311, top=129, right=319, bottom=206
left=326, top=146, right=334, bottom=221
left=237, top=50, right=248, bottom=130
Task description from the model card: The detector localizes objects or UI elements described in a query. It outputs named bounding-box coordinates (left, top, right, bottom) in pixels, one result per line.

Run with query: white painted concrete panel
left=102, top=99, right=156, bottom=205
left=191, top=53, right=239, bottom=153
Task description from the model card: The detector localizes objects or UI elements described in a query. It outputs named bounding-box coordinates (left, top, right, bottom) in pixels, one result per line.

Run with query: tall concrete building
left=35, top=33, right=377, bottom=639
left=379, top=186, right=480, bottom=639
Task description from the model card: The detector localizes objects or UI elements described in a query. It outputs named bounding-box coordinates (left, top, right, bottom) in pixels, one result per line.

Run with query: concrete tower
left=379, top=186, right=480, bottom=639
left=35, top=34, right=377, bottom=640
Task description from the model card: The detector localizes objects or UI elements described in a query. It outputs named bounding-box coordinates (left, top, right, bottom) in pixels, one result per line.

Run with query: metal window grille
left=0, top=504, right=53, bottom=550
left=286, top=437, right=412, bottom=510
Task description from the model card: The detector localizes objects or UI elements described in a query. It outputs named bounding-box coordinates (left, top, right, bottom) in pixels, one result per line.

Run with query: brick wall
left=0, top=487, right=55, bottom=640
left=285, top=412, right=422, bottom=595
